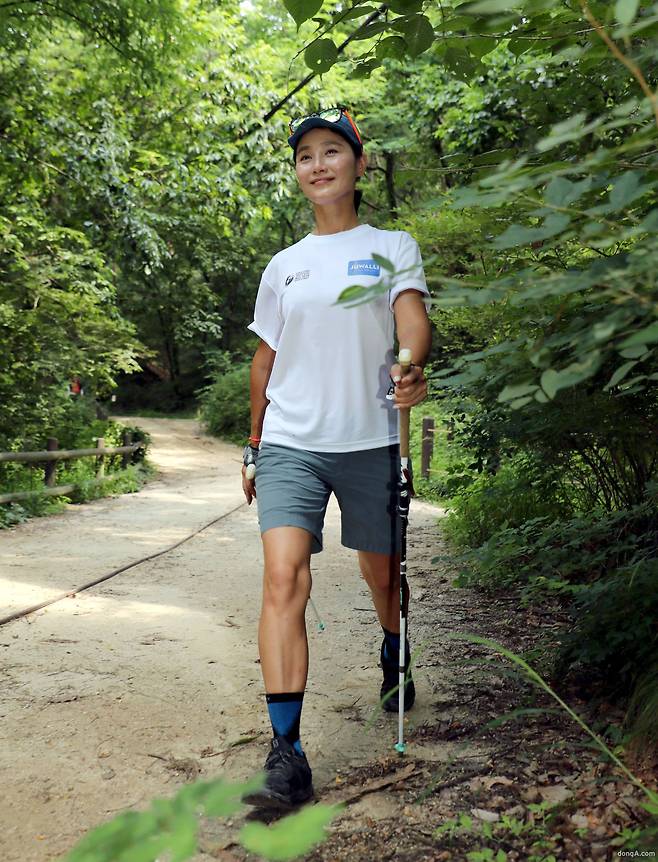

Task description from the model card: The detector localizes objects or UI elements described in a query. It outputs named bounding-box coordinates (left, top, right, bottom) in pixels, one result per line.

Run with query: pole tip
left=394, top=742, right=406, bottom=755
left=398, top=347, right=412, bottom=366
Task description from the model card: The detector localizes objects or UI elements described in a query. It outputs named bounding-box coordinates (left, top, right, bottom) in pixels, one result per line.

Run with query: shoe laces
left=266, top=740, right=296, bottom=771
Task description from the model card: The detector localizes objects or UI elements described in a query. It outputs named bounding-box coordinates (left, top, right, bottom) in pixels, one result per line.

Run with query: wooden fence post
left=96, top=438, right=105, bottom=479
left=44, top=437, right=59, bottom=487
left=421, top=417, right=434, bottom=480
left=121, top=430, right=132, bottom=469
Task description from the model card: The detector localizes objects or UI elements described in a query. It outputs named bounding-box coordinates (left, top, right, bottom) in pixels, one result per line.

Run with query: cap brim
left=288, top=117, right=362, bottom=153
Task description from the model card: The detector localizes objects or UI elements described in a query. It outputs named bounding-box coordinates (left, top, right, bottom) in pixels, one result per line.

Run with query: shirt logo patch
left=348, top=259, right=381, bottom=277
left=285, top=270, right=310, bottom=285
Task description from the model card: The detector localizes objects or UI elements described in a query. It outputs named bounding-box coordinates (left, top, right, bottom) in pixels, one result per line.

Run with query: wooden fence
left=421, top=416, right=434, bottom=480
left=0, top=432, right=145, bottom=505
left=1, top=419, right=433, bottom=505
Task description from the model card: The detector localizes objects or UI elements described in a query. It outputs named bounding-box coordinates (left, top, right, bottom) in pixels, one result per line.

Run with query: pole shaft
left=398, top=349, right=412, bottom=459
left=396, top=347, right=413, bottom=754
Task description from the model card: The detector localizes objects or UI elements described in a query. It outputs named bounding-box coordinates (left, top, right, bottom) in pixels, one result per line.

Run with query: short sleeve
left=388, top=231, right=431, bottom=312
left=247, top=267, right=283, bottom=351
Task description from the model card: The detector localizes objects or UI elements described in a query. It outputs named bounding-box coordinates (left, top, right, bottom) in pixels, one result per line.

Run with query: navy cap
left=288, top=112, right=363, bottom=156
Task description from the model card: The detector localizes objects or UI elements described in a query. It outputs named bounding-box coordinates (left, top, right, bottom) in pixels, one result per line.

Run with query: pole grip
left=398, top=347, right=412, bottom=459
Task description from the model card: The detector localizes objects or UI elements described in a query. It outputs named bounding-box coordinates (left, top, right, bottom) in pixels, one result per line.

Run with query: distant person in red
left=69, top=378, right=82, bottom=396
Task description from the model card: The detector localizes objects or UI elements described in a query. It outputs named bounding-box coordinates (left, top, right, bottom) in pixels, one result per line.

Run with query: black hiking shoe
left=243, top=735, right=314, bottom=811
left=380, top=638, right=416, bottom=712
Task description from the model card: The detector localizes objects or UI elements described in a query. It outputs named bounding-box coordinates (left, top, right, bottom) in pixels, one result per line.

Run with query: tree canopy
left=2, top=0, right=658, bottom=822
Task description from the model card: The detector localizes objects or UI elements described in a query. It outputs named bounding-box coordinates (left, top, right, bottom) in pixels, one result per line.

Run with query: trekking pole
left=395, top=347, right=413, bottom=756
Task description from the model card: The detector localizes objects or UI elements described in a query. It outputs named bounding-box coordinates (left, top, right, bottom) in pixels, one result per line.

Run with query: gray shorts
left=255, top=442, right=401, bottom=555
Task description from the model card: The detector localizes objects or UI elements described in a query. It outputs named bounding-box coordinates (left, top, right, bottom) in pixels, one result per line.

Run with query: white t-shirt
left=247, top=223, right=430, bottom=453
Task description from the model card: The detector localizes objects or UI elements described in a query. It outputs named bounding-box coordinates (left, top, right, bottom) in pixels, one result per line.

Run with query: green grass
left=410, top=400, right=457, bottom=505
left=0, top=463, right=155, bottom=529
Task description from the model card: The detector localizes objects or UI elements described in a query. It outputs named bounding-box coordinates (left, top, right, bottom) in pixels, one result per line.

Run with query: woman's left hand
left=390, top=362, right=427, bottom=409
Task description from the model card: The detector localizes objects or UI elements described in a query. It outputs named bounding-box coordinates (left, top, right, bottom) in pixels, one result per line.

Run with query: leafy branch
left=581, top=0, right=658, bottom=130
left=240, top=3, right=387, bottom=137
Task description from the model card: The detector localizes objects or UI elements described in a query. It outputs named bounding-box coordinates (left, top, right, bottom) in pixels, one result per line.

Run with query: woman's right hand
left=242, top=464, right=256, bottom=505
left=242, top=444, right=259, bottom=505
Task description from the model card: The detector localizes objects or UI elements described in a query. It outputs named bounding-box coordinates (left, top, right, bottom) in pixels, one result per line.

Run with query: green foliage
left=452, top=490, right=656, bottom=592
left=0, top=463, right=153, bottom=529
left=450, top=497, right=658, bottom=716
left=407, top=399, right=459, bottom=503
left=305, top=38, right=339, bottom=73
left=198, top=358, right=252, bottom=445
left=626, top=663, right=658, bottom=750
left=431, top=92, right=658, bottom=404
left=284, top=0, right=324, bottom=30
left=0, top=212, right=141, bottom=448
left=62, top=773, right=337, bottom=862
left=1, top=0, right=296, bottom=437
left=66, top=463, right=155, bottom=504
left=0, top=495, right=67, bottom=529
left=0, top=403, right=152, bottom=527
left=240, top=803, right=343, bottom=860
left=115, top=378, right=200, bottom=414
left=443, top=457, right=569, bottom=548
left=48, top=398, right=150, bottom=455
left=434, top=802, right=565, bottom=861
left=558, top=557, right=658, bottom=684
left=0, top=0, right=184, bottom=68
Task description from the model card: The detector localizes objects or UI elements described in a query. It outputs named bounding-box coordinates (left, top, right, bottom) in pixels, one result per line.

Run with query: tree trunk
left=384, top=152, right=397, bottom=218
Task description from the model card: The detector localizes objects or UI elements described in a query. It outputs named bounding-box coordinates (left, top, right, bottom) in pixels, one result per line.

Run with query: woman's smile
left=293, top=125, right=367, bottom=232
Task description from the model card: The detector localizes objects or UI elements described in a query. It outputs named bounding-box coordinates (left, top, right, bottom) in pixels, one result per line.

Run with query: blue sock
left=382, top=627, right=401, bottom=662
left=265, top=692, right=304, bottom=754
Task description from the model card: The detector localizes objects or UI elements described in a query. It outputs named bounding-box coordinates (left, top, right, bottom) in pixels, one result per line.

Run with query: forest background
left=1, top=0, right=657, bottom=808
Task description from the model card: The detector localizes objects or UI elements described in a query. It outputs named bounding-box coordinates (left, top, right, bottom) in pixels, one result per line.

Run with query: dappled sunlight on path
left=1, top=418, right=445, bottom=862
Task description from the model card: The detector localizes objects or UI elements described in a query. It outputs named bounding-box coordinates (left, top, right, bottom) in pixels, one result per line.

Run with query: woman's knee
left=263, top=561, right=311, bottom=608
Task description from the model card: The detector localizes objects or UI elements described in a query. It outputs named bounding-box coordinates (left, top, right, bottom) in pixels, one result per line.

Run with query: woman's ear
left=357, top=151, right=368, bottom=179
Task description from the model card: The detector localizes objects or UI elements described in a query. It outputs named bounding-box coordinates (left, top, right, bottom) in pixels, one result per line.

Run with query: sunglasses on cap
left=288, top=105, right=362, bottom=145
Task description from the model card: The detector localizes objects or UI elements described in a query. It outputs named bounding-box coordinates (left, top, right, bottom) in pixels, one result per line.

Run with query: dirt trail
left=0, top=418, right=450, bottom=861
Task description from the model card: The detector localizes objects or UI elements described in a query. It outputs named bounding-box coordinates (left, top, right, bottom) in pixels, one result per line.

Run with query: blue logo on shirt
left=348, top=259, right=381, bottom=277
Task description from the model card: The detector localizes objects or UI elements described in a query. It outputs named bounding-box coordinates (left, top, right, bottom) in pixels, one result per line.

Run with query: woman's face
left=294, top=127, right=365, bottom=207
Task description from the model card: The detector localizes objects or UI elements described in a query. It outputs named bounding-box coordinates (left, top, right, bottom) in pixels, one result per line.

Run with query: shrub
left=198, top=361, right=251, bottom=445
left=448, top=493, right=658, bottom=743
left=68, top=463, right=155, bottom=503
left=443, top=456, right=569, bottom=549
left=0, top=405, right=152, bottom=528
left=408, top=399, right=458, bottom=503
left=557, top=557, right=658, bottom=687
left=451, top=494, right=657, bottom=598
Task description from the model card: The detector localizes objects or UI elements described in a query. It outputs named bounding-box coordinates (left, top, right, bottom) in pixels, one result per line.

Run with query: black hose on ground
left=0, top=501, right=248, bottom=628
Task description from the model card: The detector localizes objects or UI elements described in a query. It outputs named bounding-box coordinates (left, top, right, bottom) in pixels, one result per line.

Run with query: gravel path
left=0, top=417, right=444, bottom=861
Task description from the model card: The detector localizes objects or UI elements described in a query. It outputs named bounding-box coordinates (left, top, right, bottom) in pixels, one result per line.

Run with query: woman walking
left=242, top=106, right=431, bottom=809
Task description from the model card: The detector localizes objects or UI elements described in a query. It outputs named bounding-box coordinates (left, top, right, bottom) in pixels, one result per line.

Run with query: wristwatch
left=243, top=444, right=259, bottom=480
